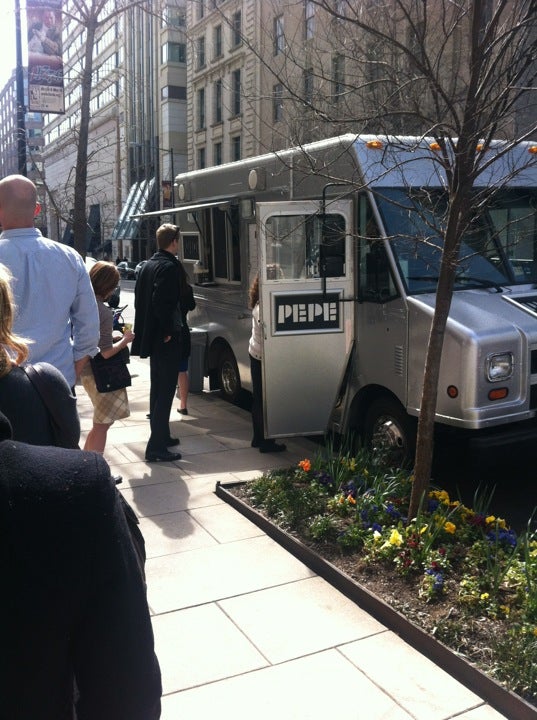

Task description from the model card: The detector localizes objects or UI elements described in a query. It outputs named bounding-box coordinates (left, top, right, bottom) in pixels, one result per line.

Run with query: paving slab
left=73, top=357, right=511, bottom=720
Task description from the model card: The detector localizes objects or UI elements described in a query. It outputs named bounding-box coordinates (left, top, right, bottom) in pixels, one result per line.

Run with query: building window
left=332, top=54, right=344, bottom=103
left=214, top=142, right=222, bottom=165
left=304, top=68, right=313, bottom=105
left=165, top=8, right=186, bottom=27
left=273, top=15, right=284, bottom=55
left=231, top=68, right=241, bottom=115
left=214, top=79, right=222, bottom=123
left=162, top=42, right=186, bottom=64
left=232, top=10, right=242, bottom=47
left=333, top=0, right=346, bottom=16
left=273, top=83, right=283, bottom=122
left=161, top=85, right=187, bottom=100
left=197, top=147, right=206, bottom=168
left=197, top=0, right=205, bottom=20
left=197, top=87, right=206, bottom=129
left=197, top=36, right=206, bottom=69
left=231, top=135, right=241, bottom=161
left=304, top=1, right=315, bottom=39
left=214, top=24, right=222, bottom=58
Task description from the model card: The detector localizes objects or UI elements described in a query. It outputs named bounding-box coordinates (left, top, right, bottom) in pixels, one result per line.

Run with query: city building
left=40, top=0, right=187, bottom=261
left=185, top=0, right=536, bottom=172
left=0, top=68, right=47, bottom=233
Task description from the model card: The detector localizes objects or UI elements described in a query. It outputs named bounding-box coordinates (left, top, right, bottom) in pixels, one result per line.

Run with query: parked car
left=134, top=260, right=147, bottom=280
left=117, top=261, right=137, bottom=280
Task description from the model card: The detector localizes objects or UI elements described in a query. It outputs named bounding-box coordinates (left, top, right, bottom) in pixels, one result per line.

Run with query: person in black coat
left=132, top=224, right=184, bottom=462
left=0, top=410, right=162, bottom=720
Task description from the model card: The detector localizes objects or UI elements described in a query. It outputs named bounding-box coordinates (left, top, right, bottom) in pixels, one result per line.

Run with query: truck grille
left=504, top=295, right=537, bottom=318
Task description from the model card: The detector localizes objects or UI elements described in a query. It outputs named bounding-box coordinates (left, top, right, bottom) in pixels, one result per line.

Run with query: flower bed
left=227, top=450, right=537, bottom=708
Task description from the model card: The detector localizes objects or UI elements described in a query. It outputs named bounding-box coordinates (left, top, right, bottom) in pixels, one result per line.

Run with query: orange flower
left=298, top=459, right=311, bottom=472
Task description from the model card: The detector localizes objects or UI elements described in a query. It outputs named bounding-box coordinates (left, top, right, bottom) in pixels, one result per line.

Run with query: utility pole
left=15, top=0, right=26, bottom=176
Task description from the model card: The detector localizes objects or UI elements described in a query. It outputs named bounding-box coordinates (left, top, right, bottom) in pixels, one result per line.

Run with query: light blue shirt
left=0, top=228, right=100, bottom=387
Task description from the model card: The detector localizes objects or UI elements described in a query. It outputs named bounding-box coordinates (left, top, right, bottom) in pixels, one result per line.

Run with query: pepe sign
left=273, top=292, right=341, bottom=334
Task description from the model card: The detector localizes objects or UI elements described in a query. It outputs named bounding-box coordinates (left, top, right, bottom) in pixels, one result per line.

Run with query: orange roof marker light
left=528, top=145, right=537, bottom=155
left=366, top=139, right=383, bottom=150
left=429, top=142, right=442, bottom=151
left=476, top=143, right=489, bottom=152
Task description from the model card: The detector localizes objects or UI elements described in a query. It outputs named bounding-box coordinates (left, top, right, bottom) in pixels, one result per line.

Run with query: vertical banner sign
left=26, top=0, right=65, bottom=113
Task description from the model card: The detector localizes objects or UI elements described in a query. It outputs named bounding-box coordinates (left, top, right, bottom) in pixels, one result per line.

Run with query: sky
left=0, top=3, right=22, bottom=89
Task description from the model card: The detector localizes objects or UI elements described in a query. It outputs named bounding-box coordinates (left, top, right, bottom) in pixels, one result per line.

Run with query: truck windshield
left=376, top=188, right=537, bottom=294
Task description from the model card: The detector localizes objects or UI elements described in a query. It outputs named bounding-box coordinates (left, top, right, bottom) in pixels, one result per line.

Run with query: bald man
left=0, top=175, right=99, bottom=387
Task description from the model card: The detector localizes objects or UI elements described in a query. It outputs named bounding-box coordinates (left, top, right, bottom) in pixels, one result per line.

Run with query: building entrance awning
left=111, top=179, right=156, bottom=241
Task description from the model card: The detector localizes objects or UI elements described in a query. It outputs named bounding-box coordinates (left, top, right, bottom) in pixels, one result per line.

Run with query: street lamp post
left=15, top=0, right=26, bottom=176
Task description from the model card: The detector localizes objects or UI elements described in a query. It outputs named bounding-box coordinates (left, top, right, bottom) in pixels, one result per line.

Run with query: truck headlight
left=486, top=352, right=513, bottom=382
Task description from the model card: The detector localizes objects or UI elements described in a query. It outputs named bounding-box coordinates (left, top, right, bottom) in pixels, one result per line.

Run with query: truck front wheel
left=217, top=348, right=241, bottom=403
left=364, top=396, right=416, bottom=468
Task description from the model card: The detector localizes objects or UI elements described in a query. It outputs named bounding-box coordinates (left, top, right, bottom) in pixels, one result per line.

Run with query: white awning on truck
left=130, top=200, right=229, bottom=219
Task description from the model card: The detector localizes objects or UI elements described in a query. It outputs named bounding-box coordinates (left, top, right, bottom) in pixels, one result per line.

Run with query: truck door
left=257, top=200, right=354, bottom=437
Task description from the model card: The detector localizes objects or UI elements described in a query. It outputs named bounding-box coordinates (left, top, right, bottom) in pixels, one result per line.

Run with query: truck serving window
left=212, top=205, right=241, bottom=282
left=376, top=188, right=537, bottom=294
left=264, top=212, right=345, bottom=280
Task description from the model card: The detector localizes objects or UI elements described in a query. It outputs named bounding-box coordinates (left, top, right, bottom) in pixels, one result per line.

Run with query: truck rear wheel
left=217, top=347, right=241, bottom=403
left=364, top=396, right=416, bottom=468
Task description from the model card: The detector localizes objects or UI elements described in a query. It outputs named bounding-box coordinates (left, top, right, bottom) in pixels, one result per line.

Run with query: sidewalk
left=77, top=356, right=507, bottom=720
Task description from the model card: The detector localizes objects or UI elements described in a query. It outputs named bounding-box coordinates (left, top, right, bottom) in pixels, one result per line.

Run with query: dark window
left=197, top=87, right=205, bottom=129
left=232, top=10, right=242, bottom=47
left=274, top=15, right=284, bottom=55
left=197, top=146, right=206, bottom=169
left=332, top=54, right=344, bottom=102
left=162, top=42, right=186, bottom=64
left=197, top=36, right=206, bottom=69
left=214, top=24, right=222, bottom=58
left=214, top=142, right=222, bottom=165
left=231, top=135, right=241, bottom=161
left=232, top=69, right=241, bottom=115
left=305, top=0, right=314, bottom=39
left=214, top=79, right=222, bottom=123
left=161, top=85, right=187, bottom=100
left=273, top=83, right=283, bottom=122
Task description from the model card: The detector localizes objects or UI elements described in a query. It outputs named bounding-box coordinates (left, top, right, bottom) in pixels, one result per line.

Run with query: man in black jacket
left=0, top=410, right=162, bottom=720
left=132, top=224, right=183, bottom=462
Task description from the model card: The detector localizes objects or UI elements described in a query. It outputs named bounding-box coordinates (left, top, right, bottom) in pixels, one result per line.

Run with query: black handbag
left=90, top=352, right=131, bottom=393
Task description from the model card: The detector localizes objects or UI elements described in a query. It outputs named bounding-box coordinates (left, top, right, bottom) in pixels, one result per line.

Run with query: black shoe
left=112, top=474, right=123, bottom=484
left=251, top=439, right=260, bottom=448
left=177, top=408, right=188, bottom=415
left=259, top=442, right=287, bottom=453
left=166, top=437, right=180, bottom=446
left=145, top=450, right=182, bottom=463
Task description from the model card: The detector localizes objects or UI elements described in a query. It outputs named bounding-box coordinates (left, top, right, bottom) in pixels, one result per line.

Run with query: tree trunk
left=72, top=18, right=97, bottom=258
left=409, top=176, right=476, bottom=519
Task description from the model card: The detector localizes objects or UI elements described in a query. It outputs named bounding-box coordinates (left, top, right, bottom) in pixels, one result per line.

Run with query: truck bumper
left=464, top=417, right=537, bottom=453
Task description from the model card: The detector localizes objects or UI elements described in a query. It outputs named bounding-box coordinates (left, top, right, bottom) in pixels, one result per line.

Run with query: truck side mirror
left=319, top=214, right=345, bottom=278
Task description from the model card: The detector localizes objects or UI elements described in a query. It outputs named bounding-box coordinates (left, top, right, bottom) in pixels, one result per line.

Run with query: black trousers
left=147, top=335, right=181, bottom=453
left=250, top=353, right=264, bottom=444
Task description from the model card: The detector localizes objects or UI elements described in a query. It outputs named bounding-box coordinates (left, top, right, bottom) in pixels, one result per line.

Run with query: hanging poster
left=26, top=0, right=65, bottom=113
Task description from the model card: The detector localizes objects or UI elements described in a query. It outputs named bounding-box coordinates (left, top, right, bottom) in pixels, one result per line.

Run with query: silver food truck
left=139, top=134, right=537, bottom=462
